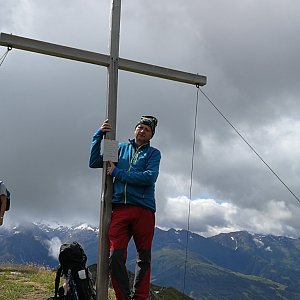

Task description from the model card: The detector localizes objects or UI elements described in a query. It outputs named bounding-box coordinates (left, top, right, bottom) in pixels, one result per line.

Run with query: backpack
left=52, top=241, right=96, bottom=300
left=0, top=181, right=10, bottom=211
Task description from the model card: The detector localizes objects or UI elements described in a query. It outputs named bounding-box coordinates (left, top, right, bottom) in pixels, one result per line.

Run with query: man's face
left=134, top=124, right=152, bottom=146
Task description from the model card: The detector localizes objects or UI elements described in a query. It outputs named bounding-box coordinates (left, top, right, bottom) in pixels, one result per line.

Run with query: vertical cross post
left=96, top=0, right=121, bottom=299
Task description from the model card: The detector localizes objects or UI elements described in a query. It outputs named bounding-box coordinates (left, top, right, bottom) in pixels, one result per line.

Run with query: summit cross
left=0, top=1, right=206, bottom=299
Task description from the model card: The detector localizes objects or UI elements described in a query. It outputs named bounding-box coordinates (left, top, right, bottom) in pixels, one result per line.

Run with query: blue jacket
left=89, top=130, right=161, bottom=212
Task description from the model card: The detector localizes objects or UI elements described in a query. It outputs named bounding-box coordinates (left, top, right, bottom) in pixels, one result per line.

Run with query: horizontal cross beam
left=0, top=33, right=207, bottom=86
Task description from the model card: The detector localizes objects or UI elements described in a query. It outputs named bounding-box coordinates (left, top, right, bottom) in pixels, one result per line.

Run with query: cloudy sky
left=1, top=0, right=300, bottom=238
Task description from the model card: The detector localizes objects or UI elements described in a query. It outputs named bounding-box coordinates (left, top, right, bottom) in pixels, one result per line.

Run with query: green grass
left=0, top=264, right=116, bottom=300
left=0, top=264, right=54, bottom=300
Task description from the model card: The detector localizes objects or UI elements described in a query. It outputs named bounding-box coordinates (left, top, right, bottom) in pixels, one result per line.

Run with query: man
left=0, top=181, right=8, bottom=226
left=89, top=116, right=161, bottom=300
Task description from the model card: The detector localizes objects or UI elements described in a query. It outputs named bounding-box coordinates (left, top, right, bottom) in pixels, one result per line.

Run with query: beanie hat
left=136, top=115, right=158, bottom=136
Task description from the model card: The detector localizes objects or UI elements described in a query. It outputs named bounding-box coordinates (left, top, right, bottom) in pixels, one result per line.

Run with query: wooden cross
left=0, top=1, right=206, bottom=299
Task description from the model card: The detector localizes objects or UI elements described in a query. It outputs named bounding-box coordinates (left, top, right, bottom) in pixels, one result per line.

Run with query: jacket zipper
left=124, top=144, right=144, bottom=204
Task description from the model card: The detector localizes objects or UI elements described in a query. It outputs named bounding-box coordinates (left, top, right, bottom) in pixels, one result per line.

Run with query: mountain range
left=1, top=222, right=300, bottom=299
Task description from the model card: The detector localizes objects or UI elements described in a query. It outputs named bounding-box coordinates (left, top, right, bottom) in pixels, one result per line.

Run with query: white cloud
left=45, top=237, right=62, bottom=260
left=157, top=196, right=298, bottom=238
left=1, top=0, right=300, bottom=238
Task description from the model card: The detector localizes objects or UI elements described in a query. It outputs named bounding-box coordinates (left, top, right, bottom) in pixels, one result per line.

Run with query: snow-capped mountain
left=0, top=221, right=99, bottom=267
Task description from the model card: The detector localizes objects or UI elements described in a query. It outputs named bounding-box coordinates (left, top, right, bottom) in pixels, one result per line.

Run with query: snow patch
left=34, top=220, right=70, bottom=230
left=74, top=223, right=95, bottom=231
left=265, top=246, right=272, bottom=252
left=231, top=236, right=238, bottom=250
left=253, top=238, right=264, bottom=248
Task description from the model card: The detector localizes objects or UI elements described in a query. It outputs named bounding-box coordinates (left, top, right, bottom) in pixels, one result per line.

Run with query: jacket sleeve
left=0, top=194, right=7, bottom=215
left=0, top=182, right=7, bottom=196
left=112, top=149, right=161, bottom=186
left=89, top=130, right=104, bottom=168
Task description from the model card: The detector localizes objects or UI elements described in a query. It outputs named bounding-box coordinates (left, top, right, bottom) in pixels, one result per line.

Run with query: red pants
left=108, top=204, right=155, bottom=300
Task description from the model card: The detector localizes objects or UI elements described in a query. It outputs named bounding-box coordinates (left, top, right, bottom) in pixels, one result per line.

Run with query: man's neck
left=134, top=139, right=149, bottom=148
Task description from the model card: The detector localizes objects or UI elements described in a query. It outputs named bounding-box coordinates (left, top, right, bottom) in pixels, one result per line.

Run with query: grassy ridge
left=0, top=264, right=116, bottom=300
left=0, top=264, right=192, bottom=300
left=0, top=264, right=54, bottom=300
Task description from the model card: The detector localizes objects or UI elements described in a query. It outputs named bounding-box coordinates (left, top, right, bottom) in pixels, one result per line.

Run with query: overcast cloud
left=1, top=0, right=300, bottom=238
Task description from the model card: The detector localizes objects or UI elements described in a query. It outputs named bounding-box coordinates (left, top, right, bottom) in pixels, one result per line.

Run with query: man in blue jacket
left=89, top=116, right=161, bottom=300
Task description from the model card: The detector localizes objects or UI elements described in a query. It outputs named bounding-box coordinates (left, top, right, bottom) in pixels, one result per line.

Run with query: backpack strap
left=54, top=265, right=63, bottom=298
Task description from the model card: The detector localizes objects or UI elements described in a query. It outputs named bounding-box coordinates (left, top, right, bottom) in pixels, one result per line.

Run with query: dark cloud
left=1, top=0, right=300, bottom=237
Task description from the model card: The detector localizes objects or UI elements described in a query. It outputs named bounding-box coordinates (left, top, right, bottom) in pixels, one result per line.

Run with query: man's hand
left=100, top=119, right=112, bottom=133
left=107, top=161, right=116, bottom=175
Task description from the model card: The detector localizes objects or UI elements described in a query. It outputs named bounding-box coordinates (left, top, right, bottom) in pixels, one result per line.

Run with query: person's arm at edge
left=0, top=194, right=6, bottom=226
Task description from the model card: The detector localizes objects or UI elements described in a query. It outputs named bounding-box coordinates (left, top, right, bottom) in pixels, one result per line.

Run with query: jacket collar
left=129, top=139, right=150, bottom=150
